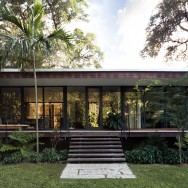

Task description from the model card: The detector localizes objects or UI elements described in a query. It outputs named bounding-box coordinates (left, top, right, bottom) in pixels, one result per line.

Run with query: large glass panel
left=103, top=87, right=121, bottom=128
left=144, top=88, right=165, bottom=128
left=88, top=88, right=100, bottom=128
left=44, top=87, right=63, bottom=129
left=124, top=91, right=142, bottom=129
left=67, top=87, right=86, bottom=129
left=165, top=87, right=188, bottom=128
left=1, top=88, right=21, bottom=123
left=24, top=87, right=43, bottom=128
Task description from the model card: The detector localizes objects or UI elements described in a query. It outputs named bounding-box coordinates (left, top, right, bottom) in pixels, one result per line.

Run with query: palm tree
left=0, top=1, right=73, bottom=153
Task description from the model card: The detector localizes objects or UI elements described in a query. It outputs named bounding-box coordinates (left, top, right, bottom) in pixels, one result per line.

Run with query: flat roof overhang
left=0, top=69, right=188, bottom=86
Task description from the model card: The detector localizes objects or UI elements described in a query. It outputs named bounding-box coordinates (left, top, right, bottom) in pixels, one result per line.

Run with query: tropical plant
left=42, top=148, right=60, bottom=163
left=105, top=112, right=125, bottom=130
left=0, top=1, right=72, bottom=153
left=29, top=152, right=43, bottom=163
left=3, top=151, right=23, bottom=164
left=59, top=149, right=68, bottom=161
left=0, top=0, right=103, bottom=68
left=0, top=132, right=39, bottom=159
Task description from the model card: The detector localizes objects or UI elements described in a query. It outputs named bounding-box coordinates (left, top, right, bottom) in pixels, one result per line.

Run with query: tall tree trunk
left=33, top=60, right=39, bottom=153
left=32, top=1, right=39, bottom=153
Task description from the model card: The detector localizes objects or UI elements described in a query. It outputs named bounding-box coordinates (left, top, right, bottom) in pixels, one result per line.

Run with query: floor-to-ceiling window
left=124, top=89, right=142, bottom=129
left=165, top=87, right=188, bottom=128
left=102, top=87, right=121, bottom=128
left=24, top=87, right=43, bottom=128
left=67, top=87, right=86, bottom=129
left=0, top=88, right=21, bottom=124
left=44, top=87, right=63, bottom=129
left=88, top=88, right=100, bottom=128
left=143, top=87, right=165, bottom=128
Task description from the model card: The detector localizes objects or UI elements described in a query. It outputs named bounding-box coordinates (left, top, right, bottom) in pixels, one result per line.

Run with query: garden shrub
left=29, top=152, right=43, bottom=163
left=0, top=152, right=2, bottom=161
left=59, top=150, right=68, bottom=161
left=3, top=152, right=23, bottom=164
left=125, top=145, right=162, bottom=164
left=183, top=149, right=188, bottom=163
left=42, top=148, right=60, bottom=163
left=163, top=148, right=180, bottom=164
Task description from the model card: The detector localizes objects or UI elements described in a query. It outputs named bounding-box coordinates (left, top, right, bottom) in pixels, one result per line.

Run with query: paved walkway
left=60, top=163, right=136, bottom=179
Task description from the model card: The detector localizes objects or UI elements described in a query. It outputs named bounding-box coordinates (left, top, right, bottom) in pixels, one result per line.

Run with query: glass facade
left=103, top=87, right=121, bottom=128
left=143, top=87, right=165, bottom=128
left=0, top=88, right=21, bottom=124
left=88, top=88, right=100, bottom=128
left=0, top=86, right=187, bottom=129
left=24, top=87, right=43, bottom=128
left=124, top=90, right=142, bottom=129
left=67, top=87, right=86, bottom=129
left=44, top=87, right=63, bottom=129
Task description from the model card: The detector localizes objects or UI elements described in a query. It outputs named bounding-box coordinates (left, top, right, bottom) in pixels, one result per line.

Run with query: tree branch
left=179, top=24, right=188, bottom=32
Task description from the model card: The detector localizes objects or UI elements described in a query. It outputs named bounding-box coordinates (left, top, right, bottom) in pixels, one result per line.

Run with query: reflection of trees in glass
left=103, top=89, right=120, bottom=127
left=88, top=89, right=99, bottom=128
left=125, top=91, right=142, bottom=129
left=1, top=88, right=21, bottom=123
left=165, top=87, right=188, bottom=128
left=67, top=88, right=85, bottom=129
left=141, top=84, right=188, bottom=129
left=44, top=87, right=63, bottom=103
left=144, top=88, right=165, bottom=128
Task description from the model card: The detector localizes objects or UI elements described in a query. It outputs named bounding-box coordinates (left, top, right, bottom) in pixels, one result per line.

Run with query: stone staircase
left=67, top=137, right=125, bottom=163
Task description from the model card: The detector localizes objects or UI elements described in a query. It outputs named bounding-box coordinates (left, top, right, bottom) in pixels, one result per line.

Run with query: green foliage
left=163, top=148, right=180, bottom=164
left=3, top=152, right=23, bottom=164
left=183, top=149, right=188, bottom=163
left=0, top=152, right=2, bottom=161
left=0, top=0, right=73, bottom=69
left=29, top=152, right=43, bottom=163
left=105, top=112, right=125, bottom=130
left=125, top=145, right=162, bottom=164
left=185, top=133, right=188, bottom=146
left=0, top=132, right=38, bottom=159
left=59, top=150, right=68, bottom=161
left=0, top=0, right=103, bottom=69
left=141, top=0, right=188, bottom=61
left=42, top=148, right=60, bottom=163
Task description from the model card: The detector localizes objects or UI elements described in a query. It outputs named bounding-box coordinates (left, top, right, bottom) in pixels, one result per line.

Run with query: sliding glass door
left=88, top=88, right=100, bottom=128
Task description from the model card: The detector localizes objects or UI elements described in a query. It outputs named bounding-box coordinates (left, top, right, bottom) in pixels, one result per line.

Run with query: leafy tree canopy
left=0, top=0, right=103, bottom=68
left=141, top=0, right=188, bottom=62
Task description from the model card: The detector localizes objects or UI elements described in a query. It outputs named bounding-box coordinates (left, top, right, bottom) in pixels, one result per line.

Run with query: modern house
left=0, top=68, right=188, bottom=138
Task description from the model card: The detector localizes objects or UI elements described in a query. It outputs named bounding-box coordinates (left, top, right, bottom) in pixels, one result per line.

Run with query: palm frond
left=33, top=0, right=44, bottom=34
left=47, top=29, right=74, bottom=49
left=0, top=5, right=27, bottom=34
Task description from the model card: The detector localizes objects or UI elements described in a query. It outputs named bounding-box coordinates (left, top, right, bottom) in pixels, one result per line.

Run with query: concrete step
left=68, top=136, right=125, bottom=163
left=69, top=145, right=121, bottom=149
left=70, top=141, right=121, bottom=145
left=71, top=137, right=120, bottom=141
left=67, top=157, right=126, bottom=163
left=69, top=148, right=123, bottom=153
left=68, top=153, right=125, bottom=158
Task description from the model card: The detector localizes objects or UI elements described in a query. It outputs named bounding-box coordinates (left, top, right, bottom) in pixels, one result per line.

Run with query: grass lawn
left=0, top=163, right=188, bottom=188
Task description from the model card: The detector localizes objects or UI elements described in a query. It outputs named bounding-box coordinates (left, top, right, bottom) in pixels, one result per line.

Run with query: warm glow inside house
left=0, top=68, right=188, bottom=138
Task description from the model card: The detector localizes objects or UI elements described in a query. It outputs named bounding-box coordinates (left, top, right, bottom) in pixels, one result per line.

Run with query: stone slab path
left=60, top=163, right=136, bottom=179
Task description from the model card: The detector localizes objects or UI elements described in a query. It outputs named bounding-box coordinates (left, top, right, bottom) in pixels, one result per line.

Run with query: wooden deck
left=0, top=129, right=187, bottom=138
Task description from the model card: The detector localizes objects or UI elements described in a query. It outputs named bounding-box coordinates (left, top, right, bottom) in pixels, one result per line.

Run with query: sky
left=71, top=0, right=188, bottom=69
